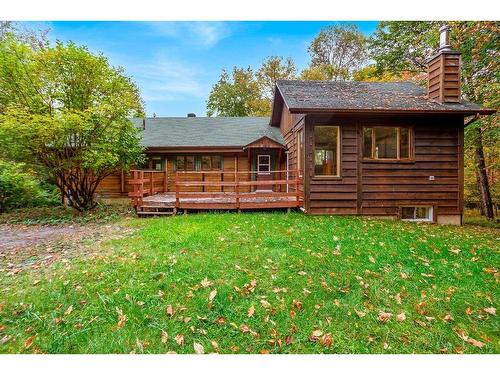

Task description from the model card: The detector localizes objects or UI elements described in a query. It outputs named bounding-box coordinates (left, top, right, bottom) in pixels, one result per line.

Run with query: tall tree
left=299, top=64, right=332, bottom=81
left=369, top=21, right=499, bottom=219
left=307, top=24, right=367, bottom=81
left=0, top=37, right=145, bottom=211
left=256, top=56, right=296, bottom=100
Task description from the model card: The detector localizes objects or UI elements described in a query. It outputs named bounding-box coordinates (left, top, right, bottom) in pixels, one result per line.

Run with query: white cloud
left=145, top=21, right=231, bottom=48
left=120, top=52, right=206, bottom=104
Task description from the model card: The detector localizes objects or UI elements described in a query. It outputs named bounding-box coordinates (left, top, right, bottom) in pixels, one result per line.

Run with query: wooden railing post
left=235, top=171, right=240, bottom=212
left=175, top=171, right=180, bottom=209
left=295, top=169, right=300, bottom=207
left=139, top=170, right=144, bottom=207
left=149, top=171, right=154, bottom=196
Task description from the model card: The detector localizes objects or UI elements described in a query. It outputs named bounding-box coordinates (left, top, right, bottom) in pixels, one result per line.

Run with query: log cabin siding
left=281, top=106, right=305, bottom=195
left=304, top=114, right=464, bottom=218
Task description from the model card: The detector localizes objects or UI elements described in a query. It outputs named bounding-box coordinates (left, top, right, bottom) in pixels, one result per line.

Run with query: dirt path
left=0, top=223, right=135, bottom=274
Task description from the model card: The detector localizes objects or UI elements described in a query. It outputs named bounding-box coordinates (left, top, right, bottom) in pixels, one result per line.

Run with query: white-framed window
left=400, top=206, right=434, bottom=222
left=257, top=155, right=271, bottom=175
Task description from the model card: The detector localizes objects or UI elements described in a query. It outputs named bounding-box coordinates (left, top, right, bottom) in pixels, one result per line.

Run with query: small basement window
left=401, top=206, right=433, bottom=222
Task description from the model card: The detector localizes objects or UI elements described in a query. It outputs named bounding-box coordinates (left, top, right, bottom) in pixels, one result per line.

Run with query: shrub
left=0, top=160, right=48, bottom=213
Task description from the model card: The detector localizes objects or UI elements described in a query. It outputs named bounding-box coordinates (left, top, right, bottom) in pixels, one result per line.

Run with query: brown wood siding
left=304, top=114, right=464, bottom=217
left=282, top=112, right=305, bottom=196
left=427, top=52, right=461, bottom=103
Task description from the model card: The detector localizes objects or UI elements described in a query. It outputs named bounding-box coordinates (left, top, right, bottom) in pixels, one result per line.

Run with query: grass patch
left=0, top=213, right=498, bottom=354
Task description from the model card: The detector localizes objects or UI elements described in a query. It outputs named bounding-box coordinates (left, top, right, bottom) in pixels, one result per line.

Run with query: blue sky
left=24, top=21, right=379, bottom=117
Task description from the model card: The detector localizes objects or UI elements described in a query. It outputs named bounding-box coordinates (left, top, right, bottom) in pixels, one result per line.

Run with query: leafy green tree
left=256, top=56, right=296, bottom=100
left=206, top=67, right=268, bottom=117
left=300, top=64, right=331, bottom=81
left=0, top=37, right=144, bottom=211
left=307, top=24, right=367, bottom=81
left=369, top=21, right=499, bottom=218
left=352, top=64, right=413, bottom=82
left=0, top=160, right=48, bottom=213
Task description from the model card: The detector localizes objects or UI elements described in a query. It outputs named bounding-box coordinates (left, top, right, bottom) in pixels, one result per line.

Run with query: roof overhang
left=287, top=107, right=497, bottom=116
left=145, top=146, right=245, bottom=153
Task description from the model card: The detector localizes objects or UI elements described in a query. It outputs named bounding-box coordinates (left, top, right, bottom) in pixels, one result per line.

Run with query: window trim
left=313, top=125, right=341, bottom=178
left=399, top=204, right=436, bottom=222
left=257, top=154, right=271, bottom=175
left=296, top=128, right=304, bottom=178
left=363, top=125, right=413, bottom=161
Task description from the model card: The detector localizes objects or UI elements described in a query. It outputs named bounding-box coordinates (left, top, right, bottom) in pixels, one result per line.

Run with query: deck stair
left=136, top=205, right=175, bottom=217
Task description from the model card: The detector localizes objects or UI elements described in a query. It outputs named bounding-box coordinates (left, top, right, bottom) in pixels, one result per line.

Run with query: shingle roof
left=276, top=80, right=492, bottom=113
left=130, top=117, right=283, bottom=148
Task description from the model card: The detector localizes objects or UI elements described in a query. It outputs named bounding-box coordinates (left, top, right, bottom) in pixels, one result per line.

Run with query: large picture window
left=175, top=155, right=222, bottom=171
left=201, top=155, right=222, bottom=171
left=314, top=125, right=340, bottom=177
left=363, top=127, right=411, bottom=160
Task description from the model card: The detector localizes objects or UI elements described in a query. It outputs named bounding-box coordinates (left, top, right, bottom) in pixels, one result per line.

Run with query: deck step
left=137, top=211, right=174, bottom=216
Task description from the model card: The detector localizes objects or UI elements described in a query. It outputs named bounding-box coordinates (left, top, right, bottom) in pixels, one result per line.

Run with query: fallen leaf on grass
left=64, top=305, right=73, bottom=316
left=292, top=300, right=303, bottom=310
left=116, top=308, right=127, bottom=328
left=354, top=309, right=366, bottom=318
left=483, top=307, right=496, bottom=316
left=260, top=300, right=272, bottom=309
left=449, top=247, right=461, bottom=255
left=248, top=305, right=255, bottom=317
left=455, top=329, right=486, bottom=348
left=0, top=335, right=11, bottom=345
left=175, top=334, right=184, bottom=346
left=395, top=293, right=402, bottom=305
left=166, top=304, right=174, bottom=317
left=161, top=330, right=168, bottom=343
left=209, top=289, right=217, bottom=302
left=444, top=314, right=454, bottom=322
left=320, top=333, right=333, bottom=347
left=309, top=329, right=323, bottom=342
left=369, top=256, right=376, bottom=264
left=210, top=340, right=219, bottom=352
left=200, top=278, right=213, bottom=288
left=193, top=342, right=204, bottom=354
left=378, top=311, right=392, bottom=323
left=24, top=335, right=36, bottom=349
left=396, top=312, right=406, bottom=321
left=285, top=335, right=293, bottom=346
left=465, top=306, right=473, bottom=315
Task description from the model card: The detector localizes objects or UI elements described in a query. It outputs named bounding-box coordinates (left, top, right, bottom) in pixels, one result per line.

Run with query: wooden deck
left=128, top=169, right=303, bottom=216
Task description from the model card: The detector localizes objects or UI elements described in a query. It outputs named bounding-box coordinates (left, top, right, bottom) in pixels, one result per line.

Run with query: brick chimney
left=427, top=25, right=462, bottom=103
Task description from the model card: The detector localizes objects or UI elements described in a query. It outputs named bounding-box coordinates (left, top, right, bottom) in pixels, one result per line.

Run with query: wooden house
left=97, top=26, right=495, bottom=224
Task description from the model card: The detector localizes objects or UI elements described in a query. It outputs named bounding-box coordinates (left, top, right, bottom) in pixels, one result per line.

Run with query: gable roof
left=130, top=117, right=284, bottom=149
left=271, top=80, right=495, bottom=125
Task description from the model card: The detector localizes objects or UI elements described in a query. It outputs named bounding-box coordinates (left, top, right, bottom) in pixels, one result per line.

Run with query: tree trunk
left=472, top=127, right=494, bottom=219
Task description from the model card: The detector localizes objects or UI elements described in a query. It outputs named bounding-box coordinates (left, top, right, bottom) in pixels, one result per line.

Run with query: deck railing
left=128, top=169, right=303, bottom=211
left=174, top=169, right=303, bottom=210
left=128, top=170, right=167, bottom=207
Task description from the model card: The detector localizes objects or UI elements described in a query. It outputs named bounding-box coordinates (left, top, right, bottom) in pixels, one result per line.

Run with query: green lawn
left=0, top=213, right=498, bottom=354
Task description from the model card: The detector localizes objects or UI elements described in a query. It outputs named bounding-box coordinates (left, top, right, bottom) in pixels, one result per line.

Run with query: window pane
left=314, top=126, right=339, bottom=176
left=185, top=156, right=195, bottom=171
left=415, top=207, right=430, bottom=219
left=401, top=207, right=415, bottom=219
left=374, top=128, right=397, bottom=159
left=212, top=155, right=222, bottom=170
left=151, top=157, right=162, bottom=171
left=176, top=156, right=185, bottom=170
left=201, top=156, right=211, bottom=170
left=400, top=128, right=409, bottom=159
left=297, top=129, right=304, bottom=174
left=363, top=128, right=373, bottom=158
